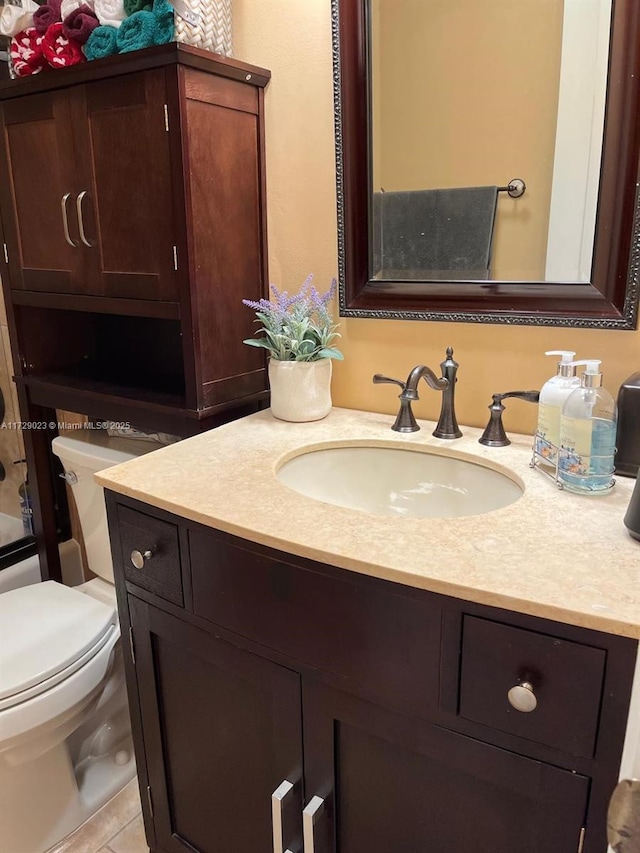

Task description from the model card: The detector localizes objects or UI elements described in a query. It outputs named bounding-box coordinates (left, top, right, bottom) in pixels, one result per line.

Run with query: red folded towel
left=42, top=21, right=85, bottom=67
left=33, top=0, right=62, bottom=34
left=10, top=27, right=47, bottom=76
left=62, top=4, right=99, bottom=44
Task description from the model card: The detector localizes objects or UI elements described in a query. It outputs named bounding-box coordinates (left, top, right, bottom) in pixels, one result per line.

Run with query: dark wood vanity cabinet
left=107, top=493, right=637, bottom=853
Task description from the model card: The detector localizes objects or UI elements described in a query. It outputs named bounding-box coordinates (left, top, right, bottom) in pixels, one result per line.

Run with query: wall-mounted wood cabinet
left=0, top=45, right=272, bottom=579
left=0, top=45, right=271, bottom=420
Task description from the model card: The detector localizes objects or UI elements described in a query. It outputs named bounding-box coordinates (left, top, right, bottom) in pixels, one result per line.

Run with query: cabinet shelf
left=11, top=289, right=180, bottom=320
left=20, top=372, right=268, bottom=436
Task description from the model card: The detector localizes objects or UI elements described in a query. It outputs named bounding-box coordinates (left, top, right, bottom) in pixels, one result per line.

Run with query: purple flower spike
left=242, top=274, right=342, bottom=363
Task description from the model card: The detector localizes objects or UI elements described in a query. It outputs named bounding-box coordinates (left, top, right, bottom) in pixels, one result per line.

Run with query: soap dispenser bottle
left=535, top=350, right=580, bottom=465
left=558, top=360, right=617, bottom=493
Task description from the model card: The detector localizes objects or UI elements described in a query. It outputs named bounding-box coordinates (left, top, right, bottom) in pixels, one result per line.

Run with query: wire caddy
left=530, top=434, right=616, bottom=493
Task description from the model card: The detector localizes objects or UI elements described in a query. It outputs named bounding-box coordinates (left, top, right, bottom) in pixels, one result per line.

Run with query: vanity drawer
left=117, top=505, right=183, bottom=607
left=189, top=529, right=441, bottom=717
left=458, top=616, right=606, bottom=758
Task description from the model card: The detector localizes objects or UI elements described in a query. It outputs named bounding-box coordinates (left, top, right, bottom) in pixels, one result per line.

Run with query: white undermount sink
left=276, top=444, right=524, bottom=519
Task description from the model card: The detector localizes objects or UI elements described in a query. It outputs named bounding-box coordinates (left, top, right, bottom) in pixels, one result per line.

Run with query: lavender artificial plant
left=243, top=275, right=343, bottom=362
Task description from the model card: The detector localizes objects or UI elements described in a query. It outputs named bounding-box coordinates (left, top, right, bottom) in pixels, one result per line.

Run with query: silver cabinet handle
left=61, top=193, right=78, bottom=247
left=303, top=796, right=324, bottom=853
left=130, top=549, right=152, bottom=570
left=76, top=190, right=93, bottom=247
left=507, top=681, right=537, bottom=713
left=271, top=780, right=295, bottom=853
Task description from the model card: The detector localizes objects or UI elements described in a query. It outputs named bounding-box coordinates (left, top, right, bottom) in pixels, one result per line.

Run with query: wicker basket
left=173, top=0, right=232, bottom=56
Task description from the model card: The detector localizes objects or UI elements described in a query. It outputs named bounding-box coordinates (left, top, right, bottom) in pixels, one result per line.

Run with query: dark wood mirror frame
left=333, top=0, right=640, bottom=328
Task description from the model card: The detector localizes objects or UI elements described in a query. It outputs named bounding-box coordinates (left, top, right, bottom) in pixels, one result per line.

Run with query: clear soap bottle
left=558, top=360, right=617, bottom=493
left=535, top=350, right=580, bottom=466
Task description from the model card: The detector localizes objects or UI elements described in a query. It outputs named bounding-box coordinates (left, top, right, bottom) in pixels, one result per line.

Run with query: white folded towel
left=0, top=0, right=38, bottom=37
left=60, top=0, right=95, bottom=21
left=94, top=0, right=125, bottom=27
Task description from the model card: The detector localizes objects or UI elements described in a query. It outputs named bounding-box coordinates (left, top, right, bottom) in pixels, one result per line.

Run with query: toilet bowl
left=0, top=432, right=163, bottom=853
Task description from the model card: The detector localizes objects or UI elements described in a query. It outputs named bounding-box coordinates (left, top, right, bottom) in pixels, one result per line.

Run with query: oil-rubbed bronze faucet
left=373, top=347, right=463, bottom=439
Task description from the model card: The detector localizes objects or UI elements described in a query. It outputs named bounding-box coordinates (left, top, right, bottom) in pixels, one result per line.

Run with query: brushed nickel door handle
left=271, top=780, right=295, bottom=853
left=76, top=190, right=93, bottom=247
left=302, top=796, right=324, bottom=853
left=61, top=193, right=78, bottom=247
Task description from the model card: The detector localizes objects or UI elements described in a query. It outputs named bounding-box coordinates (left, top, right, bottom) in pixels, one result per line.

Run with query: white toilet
left=0, top=432, right=162, bottom=853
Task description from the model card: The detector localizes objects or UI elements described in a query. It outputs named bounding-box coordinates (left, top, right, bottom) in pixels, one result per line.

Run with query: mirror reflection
left=370, top=0, right=611, bottom=284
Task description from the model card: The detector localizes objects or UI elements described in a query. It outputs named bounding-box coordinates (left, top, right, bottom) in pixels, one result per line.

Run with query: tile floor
left=48, top=779, right=149, bottom=853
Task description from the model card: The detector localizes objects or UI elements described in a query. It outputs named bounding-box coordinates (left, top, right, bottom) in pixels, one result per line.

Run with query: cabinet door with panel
left=301, top=679, right=590, bottom=853
left=77, top=70, right=179, bottom=302
left=128, top=596, right=304, bottom=853
left=0, top=90, right=90, bottom=294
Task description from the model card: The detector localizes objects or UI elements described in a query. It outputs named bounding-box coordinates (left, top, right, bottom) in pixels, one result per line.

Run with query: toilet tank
left=52, top=433, right=163, bottom=583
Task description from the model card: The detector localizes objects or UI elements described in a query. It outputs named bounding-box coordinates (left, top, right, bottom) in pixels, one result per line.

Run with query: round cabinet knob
left=507, top=681, right=538, bottom=713
left=130, top=549, right=152, bottom=570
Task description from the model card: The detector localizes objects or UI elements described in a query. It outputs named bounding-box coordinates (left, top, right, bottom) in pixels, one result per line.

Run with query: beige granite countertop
left=95, top=408, right=640, bottom=639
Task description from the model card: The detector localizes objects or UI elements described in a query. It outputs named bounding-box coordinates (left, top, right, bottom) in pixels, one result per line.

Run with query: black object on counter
left=616, top=372, right=640, bottom=477
left=624, top=475, right=640, bottom=541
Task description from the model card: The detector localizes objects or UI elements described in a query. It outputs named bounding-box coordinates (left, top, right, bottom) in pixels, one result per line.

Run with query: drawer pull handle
left=130, top=549, right=153, bottom=570
left=76, top=190, right=93, bottom=247
left=271, top=779, right=294, bottom=853
left=507, top=681, right=537, bottom=713
left=303, top=795, right=324, bottom=853
left=61, top=193, right=78, bottom=248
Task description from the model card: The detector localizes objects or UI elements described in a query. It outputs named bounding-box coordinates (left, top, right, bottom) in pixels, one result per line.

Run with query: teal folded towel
left=84, top=24, right=119, bottom=59
left=117, top=9, right=155, bottom=51
left=116, top=0, right=173, bottom=53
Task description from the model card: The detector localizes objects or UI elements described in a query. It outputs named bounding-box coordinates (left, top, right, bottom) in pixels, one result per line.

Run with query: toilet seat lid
left=0, top=581, right=117, bottom=704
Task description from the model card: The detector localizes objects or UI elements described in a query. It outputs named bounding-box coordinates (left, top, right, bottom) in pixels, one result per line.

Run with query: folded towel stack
left=10, top=0, right=175, bottom=71
left=9, top=26, right=47, bottom=75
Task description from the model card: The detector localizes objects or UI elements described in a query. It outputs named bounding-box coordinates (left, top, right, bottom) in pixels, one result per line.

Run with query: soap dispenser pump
left=535, top=350, right=580, bottom=465
left=558, top=360, right=617, bottom=493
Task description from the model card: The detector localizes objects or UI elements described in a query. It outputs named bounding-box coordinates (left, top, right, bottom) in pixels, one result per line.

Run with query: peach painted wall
left=233, top=0, right=639, bottom=437
left=371, top=0, right=564, bottom=280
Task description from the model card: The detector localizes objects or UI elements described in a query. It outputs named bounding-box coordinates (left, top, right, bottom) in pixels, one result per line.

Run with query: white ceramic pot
left=268, top=359, right=333, bottom=423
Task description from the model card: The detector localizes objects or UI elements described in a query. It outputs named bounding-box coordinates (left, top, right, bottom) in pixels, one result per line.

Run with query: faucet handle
left=479, top=390, right=540, bottom=447
left=372, top=374, right=406, bottom=391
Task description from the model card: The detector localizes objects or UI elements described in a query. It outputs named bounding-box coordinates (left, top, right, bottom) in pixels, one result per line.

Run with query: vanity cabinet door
left=302, top=679, right=589, bottom=853
left=128, top=597, right=304, bottom=853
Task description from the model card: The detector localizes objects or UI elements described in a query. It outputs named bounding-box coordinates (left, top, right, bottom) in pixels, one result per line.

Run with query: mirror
left=333, top=0, right=640, bottom=327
